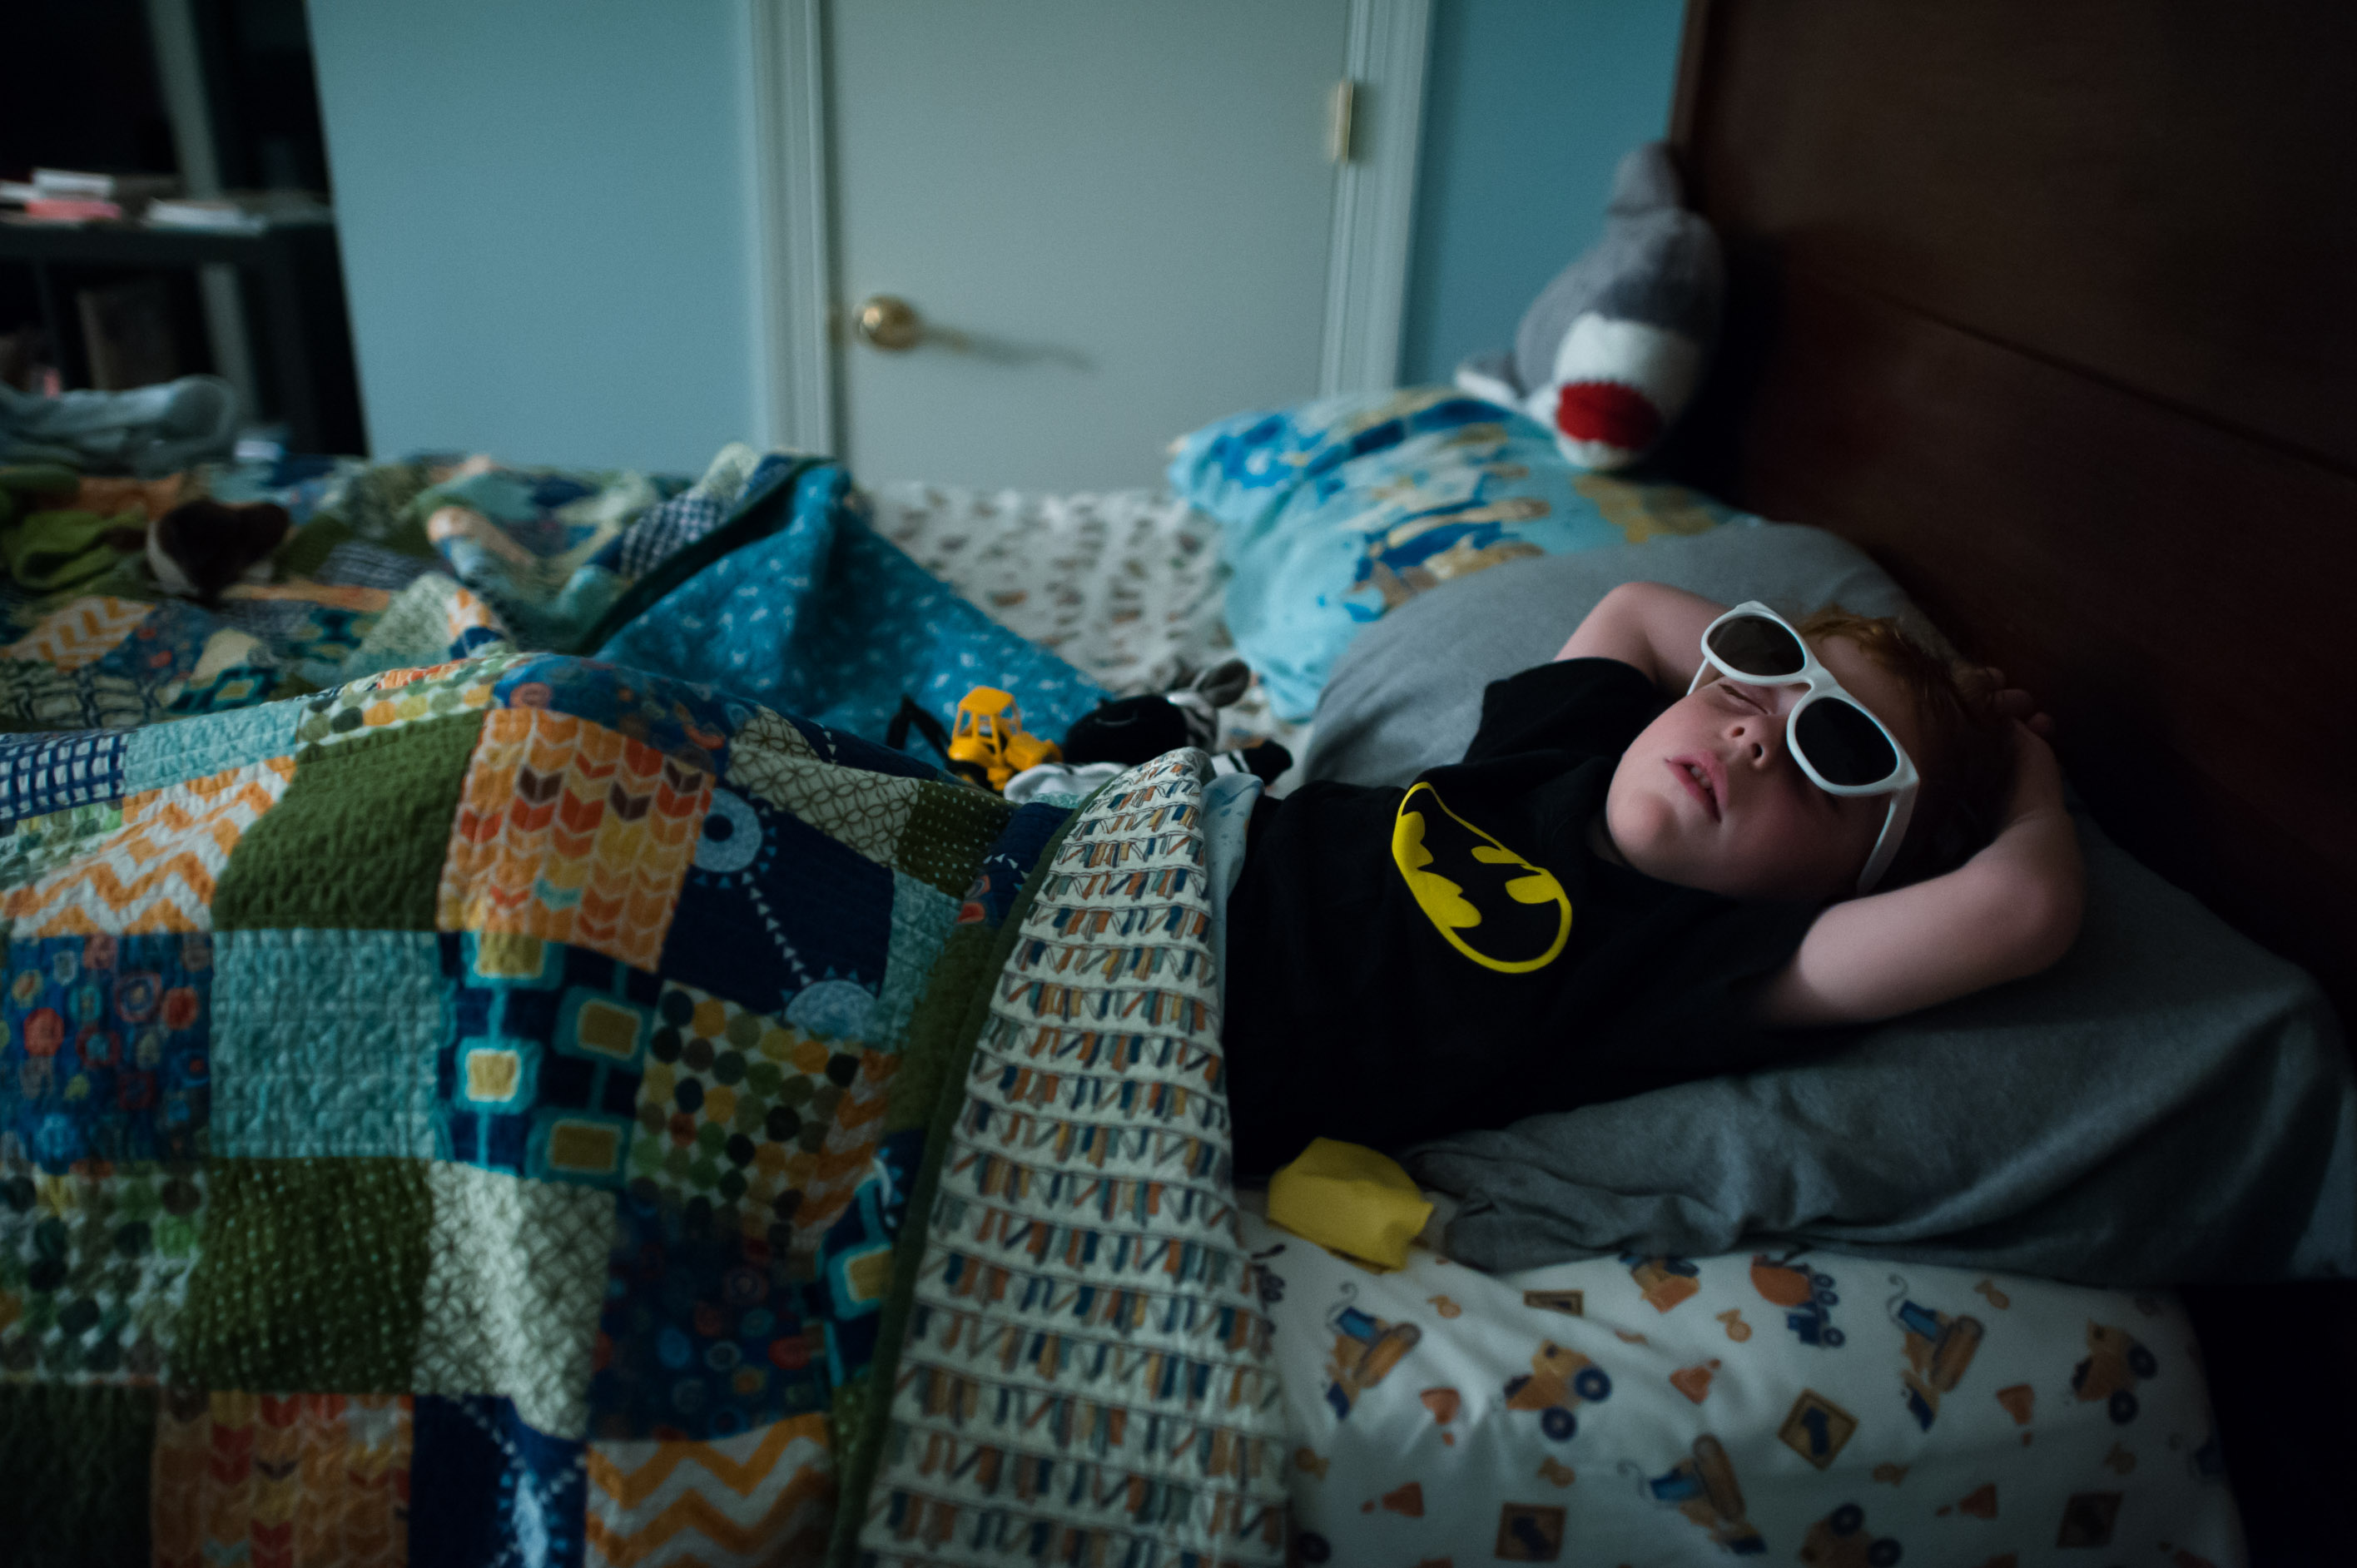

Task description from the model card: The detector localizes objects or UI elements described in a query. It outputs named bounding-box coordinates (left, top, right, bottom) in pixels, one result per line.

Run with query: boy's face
left=1604, top=635, right=1923, bottom=901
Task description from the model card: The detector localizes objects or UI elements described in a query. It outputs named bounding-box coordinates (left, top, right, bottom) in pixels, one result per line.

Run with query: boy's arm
left=1555, top=581, right=1724, bottom=694
left=1754, top=723, right=2085, bottom=1027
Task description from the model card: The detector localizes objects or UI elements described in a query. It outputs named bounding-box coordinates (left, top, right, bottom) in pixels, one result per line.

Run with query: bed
left=868, top=3, right=2354, bottom=1559
left=0, top=2, right=2347, bottom=1565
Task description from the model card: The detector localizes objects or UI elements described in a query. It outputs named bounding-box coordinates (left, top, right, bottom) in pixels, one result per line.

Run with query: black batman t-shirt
left=1222, top=657, right=1822, bottom=1178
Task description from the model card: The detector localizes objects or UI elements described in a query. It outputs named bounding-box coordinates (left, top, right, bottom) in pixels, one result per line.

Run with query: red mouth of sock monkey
left=1553, top=380, right=1663, bottom=454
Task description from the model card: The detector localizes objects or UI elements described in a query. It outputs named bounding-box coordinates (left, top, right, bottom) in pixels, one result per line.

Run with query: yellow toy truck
left=948, top=687, right=1061, bottom=792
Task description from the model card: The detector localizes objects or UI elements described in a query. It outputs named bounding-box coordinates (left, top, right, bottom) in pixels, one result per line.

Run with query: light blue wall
left=306, top=1, right=1675, bottom=468
left=308, top=0, right=763, bottom=471
left=1400, top=0, right=1686, bottom=385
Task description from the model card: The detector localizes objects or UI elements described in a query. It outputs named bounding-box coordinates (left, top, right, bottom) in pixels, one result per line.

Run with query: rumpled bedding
left=869, top=479, right=1307, bottom=759
left=595, top=466, right=1109, bottom=747
left=0, top=634, right=1286, bottom=1565
left=0, top=447, right=1110, bottom=762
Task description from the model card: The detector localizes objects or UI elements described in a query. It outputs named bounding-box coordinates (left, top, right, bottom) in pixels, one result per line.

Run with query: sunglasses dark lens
left=1707, top=614, right=1807, bottom=677
left=1795, top=697, right=1899, bottom=786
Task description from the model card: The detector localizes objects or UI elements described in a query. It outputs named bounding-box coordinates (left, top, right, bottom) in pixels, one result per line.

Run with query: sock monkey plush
left=1455, top=141, right=1724, bottom=472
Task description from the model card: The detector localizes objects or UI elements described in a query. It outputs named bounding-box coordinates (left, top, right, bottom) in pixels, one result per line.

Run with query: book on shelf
left=146, top=191, right=332, bottom=232
left=2, top=170, right=182, bottom=225
left=18, top=199, right=127, bottom=223
left=29, top=168, right=180, bottom=202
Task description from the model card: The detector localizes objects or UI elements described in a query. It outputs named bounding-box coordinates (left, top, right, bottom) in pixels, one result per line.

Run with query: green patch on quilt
left=0, top=662, right=151, bottom=734
left=176, top=1158, right=434, bottom=1392
left=292, top=650, right=519, bottom=751
left=311, top=460, right=436, bottom=555
left=211, top=712, right=484, bottom=930
left=0, top=1164, right=206, bottom=1381
left=892, top=780, right=1010, bottom=898
left=0, top=800, right=127, bottom=892
left=0, top=1384, right=157, bottom=1568
left=270, top=512, right=354, bottom=581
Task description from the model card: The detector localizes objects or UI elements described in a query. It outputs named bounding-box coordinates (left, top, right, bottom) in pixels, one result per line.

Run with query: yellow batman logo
left=1390, top=782, right=1571, bottom=973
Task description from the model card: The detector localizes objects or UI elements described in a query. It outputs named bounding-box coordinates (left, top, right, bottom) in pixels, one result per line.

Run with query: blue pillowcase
left=1169, top=388, right=1741, bottom=721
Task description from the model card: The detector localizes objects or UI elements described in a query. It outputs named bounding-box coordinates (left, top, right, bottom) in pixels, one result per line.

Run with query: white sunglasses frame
left=1686, top=601, right=1920, bottom=894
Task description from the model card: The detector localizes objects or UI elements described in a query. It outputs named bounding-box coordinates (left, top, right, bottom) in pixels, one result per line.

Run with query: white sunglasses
left=1688, top=601, right=1920, bottom=894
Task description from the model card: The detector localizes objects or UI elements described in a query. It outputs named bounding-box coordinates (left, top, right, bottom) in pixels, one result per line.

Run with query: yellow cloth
left=1265, top=1138, right=1435, bottom=1270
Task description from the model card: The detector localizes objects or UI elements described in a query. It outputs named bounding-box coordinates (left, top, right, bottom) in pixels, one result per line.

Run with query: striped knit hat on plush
left=1455, top=141, right=1724, bottom=472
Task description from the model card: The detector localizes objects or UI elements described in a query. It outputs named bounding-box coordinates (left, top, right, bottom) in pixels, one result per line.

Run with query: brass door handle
left=854, top=295, right=923, bottom=351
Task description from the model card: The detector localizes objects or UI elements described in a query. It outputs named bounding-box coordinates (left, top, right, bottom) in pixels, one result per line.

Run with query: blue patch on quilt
left=409, top=1395, right=587, bottom=1568
left=782, top=711, right=945, bottom=783
left=815, top=1125, right=923, bottom=1389
left=435, top=935, right=657, bottom=1188
left=93, top=598, right=221, bottom=692
left=591, top=1186, right=829, bottom=1441
left=0, top=934, right=213, bottom=1170
left=660, top=786, right=893, bottom=1021
left=122, top=697, right=301, bottom=793
left=165, top=664, right=292, bottom=717
left=594, top=462, right=1111, bottom=752
left=211, top=929, right=446, bottom=1159
left=970, top=801, right=1070, bottom=927
left=0, top=729, right=127, bottom=826
left=494, top=653, right=743, bottom=777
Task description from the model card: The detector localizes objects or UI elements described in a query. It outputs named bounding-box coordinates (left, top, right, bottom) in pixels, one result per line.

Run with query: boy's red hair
left=1797, top=606, right=2015, bottom=891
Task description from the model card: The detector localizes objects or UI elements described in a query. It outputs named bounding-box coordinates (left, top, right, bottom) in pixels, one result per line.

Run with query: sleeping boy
left=1220, top=581, right=2085, bottom=1176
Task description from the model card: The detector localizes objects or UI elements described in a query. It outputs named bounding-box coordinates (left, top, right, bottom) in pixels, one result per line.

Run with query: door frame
left=748, top=0, right=1431, bottom=459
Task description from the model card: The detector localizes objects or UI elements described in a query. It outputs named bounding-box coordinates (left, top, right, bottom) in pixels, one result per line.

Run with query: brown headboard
left=1661, top=3, right=2357, bottom=1546
left=1663, top=0, right=2357, bottom=1031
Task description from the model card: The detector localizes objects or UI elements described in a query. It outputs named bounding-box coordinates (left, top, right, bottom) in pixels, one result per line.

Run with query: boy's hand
left=1975, top=666, right=2057, bottom=737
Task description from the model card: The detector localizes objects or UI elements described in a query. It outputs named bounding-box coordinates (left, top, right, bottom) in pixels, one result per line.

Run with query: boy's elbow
left=1997, top=869, right=2084, bottom=981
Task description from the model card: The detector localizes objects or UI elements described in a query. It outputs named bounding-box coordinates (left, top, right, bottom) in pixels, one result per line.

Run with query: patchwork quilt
left=0, top=449, right=1111, bottom=765
left=0, top=444, right=693, bottom=735
left=0, top=657, right=1281, bottom=1568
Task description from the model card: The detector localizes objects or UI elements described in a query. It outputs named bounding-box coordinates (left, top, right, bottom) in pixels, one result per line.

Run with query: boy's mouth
left=1669, top=754, right=1723, bottom=821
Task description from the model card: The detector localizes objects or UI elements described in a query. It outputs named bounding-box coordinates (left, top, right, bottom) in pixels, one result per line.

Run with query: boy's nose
left=1725, top=717, right=1774, bottom=765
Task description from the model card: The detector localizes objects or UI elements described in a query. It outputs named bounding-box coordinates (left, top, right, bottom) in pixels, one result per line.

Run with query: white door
left=820, top=0, right=1373, bottom=493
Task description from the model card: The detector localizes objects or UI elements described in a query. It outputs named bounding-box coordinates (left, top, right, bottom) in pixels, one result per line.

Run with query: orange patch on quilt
left=150, top=1392, right=411, bottom=1568
left=437, top=707, right=710, bottom=971
left=4, top=758, right=293, bottom=935
left=783, top=1049, right=899, bottom=1256
left=6, top=595, right=153, bottom=669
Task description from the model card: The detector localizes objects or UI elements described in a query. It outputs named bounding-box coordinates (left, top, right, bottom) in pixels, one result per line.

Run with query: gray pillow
left=1304, top=520, right=1940, bottom=786
left=1298, top=522, right=2357, bottom=1283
